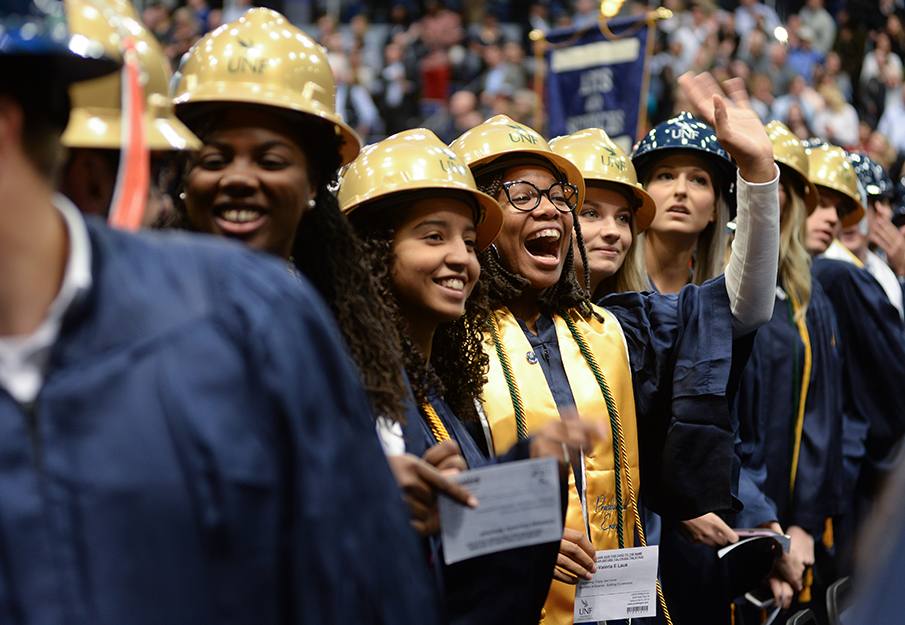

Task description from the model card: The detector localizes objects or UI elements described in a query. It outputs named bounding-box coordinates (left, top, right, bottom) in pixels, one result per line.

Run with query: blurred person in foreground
left=0, top=2, right=440, bottom=622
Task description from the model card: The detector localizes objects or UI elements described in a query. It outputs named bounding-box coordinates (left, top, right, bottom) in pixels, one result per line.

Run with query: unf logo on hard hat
left=228, top=37, right=267, bottom=74
left=670, top=119, right=700, bottom=142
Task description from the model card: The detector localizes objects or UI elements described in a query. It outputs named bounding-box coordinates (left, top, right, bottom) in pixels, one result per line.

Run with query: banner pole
left=530, top=29, right=547, bottom=135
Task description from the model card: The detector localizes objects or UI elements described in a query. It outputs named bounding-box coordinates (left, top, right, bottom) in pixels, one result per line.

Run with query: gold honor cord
left=422, top=403, right=451, bottom=444
left=788, top=287, right=813, bottom=501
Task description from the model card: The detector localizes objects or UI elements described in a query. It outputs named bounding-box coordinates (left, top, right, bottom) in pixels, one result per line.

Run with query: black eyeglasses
left=501, top=180, right=578, bottom=213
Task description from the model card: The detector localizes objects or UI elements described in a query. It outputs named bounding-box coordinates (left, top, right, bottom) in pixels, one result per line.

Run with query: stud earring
left=308, top=198, right=316, bottom=209
left=179, top=192, right=186, bottom=201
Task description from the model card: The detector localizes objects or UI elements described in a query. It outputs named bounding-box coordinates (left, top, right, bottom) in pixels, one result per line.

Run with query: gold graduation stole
left=479, top=305, right=641, bottom=625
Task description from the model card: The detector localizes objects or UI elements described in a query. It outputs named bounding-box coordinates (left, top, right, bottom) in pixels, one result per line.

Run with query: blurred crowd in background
left=136, top=0, right=905, bottom=188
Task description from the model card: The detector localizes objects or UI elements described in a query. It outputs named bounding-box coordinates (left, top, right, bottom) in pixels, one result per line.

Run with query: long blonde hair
left=692, top=194, right=731, bottom=286
left=778, top=175, right=812, bottom=320
left=591, top=218, right=651, bottom=298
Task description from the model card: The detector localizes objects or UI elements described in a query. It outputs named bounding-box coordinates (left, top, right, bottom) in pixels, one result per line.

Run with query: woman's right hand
left=529, top=408, right=606, bottom=475
left=677, top=71, right=775, bottom=184
left=553, top=527, right=598, bottom=584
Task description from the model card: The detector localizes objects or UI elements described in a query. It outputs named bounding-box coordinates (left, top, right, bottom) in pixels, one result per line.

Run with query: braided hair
left=473, top=159, right=597, bottom=319
left=155, top=106, right=410, bottom=424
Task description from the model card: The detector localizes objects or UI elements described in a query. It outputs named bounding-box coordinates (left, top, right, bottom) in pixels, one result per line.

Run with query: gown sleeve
left=599, top=274, right=753, bottom=520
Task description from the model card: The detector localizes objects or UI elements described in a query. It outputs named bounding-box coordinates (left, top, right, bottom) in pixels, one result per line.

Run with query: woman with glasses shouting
left=449, top=72, right=780, bottom=625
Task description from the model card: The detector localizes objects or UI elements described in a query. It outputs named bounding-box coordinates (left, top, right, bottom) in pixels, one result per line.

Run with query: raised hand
left=677, top=71, right=775, bottom=184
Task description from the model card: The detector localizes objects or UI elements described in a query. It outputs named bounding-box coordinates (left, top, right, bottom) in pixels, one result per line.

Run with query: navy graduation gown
left=735, top=279, right=845, bottom=535
left=598, top=275, right=749, bottom=519
left=401, top=392, right=562, bottom=625
left=0, top=220, right=439, bottom=625
left=812, top=257, right=905, bottom=472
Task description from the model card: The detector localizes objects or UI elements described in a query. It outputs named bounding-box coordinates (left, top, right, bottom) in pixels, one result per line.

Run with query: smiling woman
left=450, top=74, right=781, bottom=624
left=549, top=127, right=655, bottom=300
left=182, top=109, right=316, bottom=259
left=155, top=8, right=411, bottom=424
left=338, top=129, right=598, bottom=625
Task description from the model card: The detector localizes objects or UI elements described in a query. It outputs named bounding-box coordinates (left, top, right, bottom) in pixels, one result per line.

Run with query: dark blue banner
left=545, top=14, right=654, bottom=152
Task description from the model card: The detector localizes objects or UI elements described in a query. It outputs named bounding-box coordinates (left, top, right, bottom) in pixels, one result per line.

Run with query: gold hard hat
left=61, top=0, right=201, bottom=151
left=806, top=143, right=865, bottom=227
left=765, top=120, right=818, bottom=214
left=173, top=8, right=361, bottom=166
left=449, top=114, right=586, bottom=211
left=549, top=128, right=656, bottom=233
left=339, top=129, right=504, bottom=251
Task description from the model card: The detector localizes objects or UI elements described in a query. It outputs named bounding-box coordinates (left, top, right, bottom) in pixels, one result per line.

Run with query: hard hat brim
left=62, top=108, right=202, bottom=151
left=174, top=85, right=362, bottom=166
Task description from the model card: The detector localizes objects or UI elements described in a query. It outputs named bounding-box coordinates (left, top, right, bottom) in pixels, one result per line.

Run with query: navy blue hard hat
left=0, top=0, right=117, bottom=83
left=631, top=112, right=737, bottom=204
left=800, top=137, right=826, bottom=149
left=848, top=151, right=893, bottom=198
left=893, top=176, right=905, bottom=227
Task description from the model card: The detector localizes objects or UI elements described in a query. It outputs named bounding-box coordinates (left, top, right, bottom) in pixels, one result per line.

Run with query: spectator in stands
left=821, top=51, right=855, bottom=104
left=142, top=2, right=174, bottom=44
left=814, top=80, right=860, bottom=148
left=764, top=41, right=798, bottom=96
left=788, top=25, right=826, bottom=84
left=861, top=31, right=903, bottom=93
left=773, top=75, right=821, bottom=131
left=376, top=41, right=420, bottom=135
left=878, top=84, right=905, bottom=155
left=798, top=0, right=837, bottom=56
left=472, top=41, right=526, bottom=109
left=749, top=72, right=775, bottom=123
left=736, top=28, right=772, bottom=77
left=671, top=0, right=719, bottom=76
left=164, top=7, right=201, bottom=70
left=572, top=0, right=599, bottom=29
left=734, top=0, right=781, bottom=39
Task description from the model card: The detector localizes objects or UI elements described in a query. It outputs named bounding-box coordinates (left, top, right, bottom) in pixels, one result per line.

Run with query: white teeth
left=221, top=208, right=262, bottom=223
left=528, top=228, right=561, bottom=241
left=439, top=278, right=465, bottom=291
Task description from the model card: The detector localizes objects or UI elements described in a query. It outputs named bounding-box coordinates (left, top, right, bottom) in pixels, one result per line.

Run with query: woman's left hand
left=677, top=72, right=775, bottom=184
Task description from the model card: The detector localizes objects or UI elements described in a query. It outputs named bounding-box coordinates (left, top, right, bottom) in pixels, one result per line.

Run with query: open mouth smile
left=524, top=228, right=562, bottom=259
left=213, top=205, right=268, bottom=235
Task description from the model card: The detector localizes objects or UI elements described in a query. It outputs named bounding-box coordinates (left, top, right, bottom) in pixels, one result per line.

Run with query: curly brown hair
left=348, top=195, right=491, bottom=422
left=155, top=106, right=410, bottom=424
